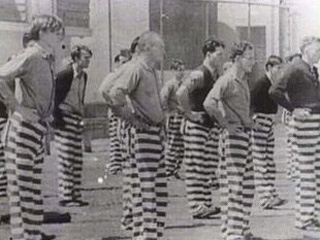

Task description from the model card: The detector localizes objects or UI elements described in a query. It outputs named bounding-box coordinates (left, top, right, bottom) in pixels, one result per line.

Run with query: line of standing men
left=101, top=32, right=320, bottom=240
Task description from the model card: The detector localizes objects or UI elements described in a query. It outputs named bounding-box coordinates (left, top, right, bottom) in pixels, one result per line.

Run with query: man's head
left=285, top=53, right=302, bottom=63
left=137, top=31, right=165, bottom=65
left=71, top=45, right=92, bottom=70
left=114, top=49, right=131, bottom=69
left=265, top=55, right=283, bottom=79
left=300, top=36, right=320, bottom=65
left=202, top=37, right=225, bottom=70
left=230, top=41, right=255, bottom=73
left=29, top=15, right=64, bottom=48
left=170, top=59, right=185, bottom=81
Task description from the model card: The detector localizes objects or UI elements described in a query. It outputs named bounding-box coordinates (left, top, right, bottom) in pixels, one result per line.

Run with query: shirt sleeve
left=0, top=51, right=29, bottom=109
left=160, top=80, right=173, bottom=110
left=269, top=64, right=294, bottom=112
left=0, top=51, right=29, bottom=80
left=111, top=64, right=140, bottom=106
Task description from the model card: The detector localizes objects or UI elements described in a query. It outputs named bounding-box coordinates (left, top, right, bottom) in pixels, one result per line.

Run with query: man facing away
left=176, top=38, right=225, bottom=219
left=110, top=31, right=167, bottom=240
left=204, top=41, right=256, bottom=240
left=53, top=45, right=92, bottom=208
left=270, top=36, right=320, bottom=232
left=250, top=55, right=287, bottom=209
left=0, top=14, right=64, bottom=240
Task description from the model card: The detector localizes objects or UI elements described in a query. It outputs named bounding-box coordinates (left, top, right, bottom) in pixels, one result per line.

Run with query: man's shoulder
left=56, top=64, right=73, bottom=78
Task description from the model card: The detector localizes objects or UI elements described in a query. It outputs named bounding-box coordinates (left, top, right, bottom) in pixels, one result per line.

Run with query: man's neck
left=203, top=58, right=215, bottom=75
left=73, top=63, right=83, bottom=74
left=266, top=71, right=273, bottom=83
left=233, top=64, right=245, bottom=81
left=37, top=39, right=54, bottom=56
left=139, top=54, right=155, bottom=68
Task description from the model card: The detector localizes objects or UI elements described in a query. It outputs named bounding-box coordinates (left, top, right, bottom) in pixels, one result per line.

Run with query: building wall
left=72, top=0, right=150, bottom=103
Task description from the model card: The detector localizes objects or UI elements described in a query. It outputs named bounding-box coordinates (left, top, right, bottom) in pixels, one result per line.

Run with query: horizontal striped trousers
left=164, top=112, right=184, bottom=176
left=121, top=121, right=133, bottom=230
left=55, top=111, right=84, bottom=201
left=128, top=125, right=167, bottom=240
left=4, top=111, right=47, bottom=240
left=293, top=114, right=320, bottom=229
left=220, top=128, right=254, bottom=240
left=252, top=114, right=279, bottom=207
left=108, top=111, right=124, bottom=174
left=282, top=110, right=298, bottom=181
left=0, top=117, right=7, bottom=198
left=184, top=120, right=219, bottom=214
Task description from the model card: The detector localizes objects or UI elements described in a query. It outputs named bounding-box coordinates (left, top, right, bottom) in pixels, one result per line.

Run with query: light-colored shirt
left=160, top=77, right=182, bottom=112
left=0, top=42, right=55, bottom=119
left=111, top=59, right=165, bottom=125
left=61, top=65, right=86, bottom=114
left=204, top=71, right=251, bottom=127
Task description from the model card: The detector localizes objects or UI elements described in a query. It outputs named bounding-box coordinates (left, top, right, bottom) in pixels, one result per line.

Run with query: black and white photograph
left=0, top=0, right=319, bottom=240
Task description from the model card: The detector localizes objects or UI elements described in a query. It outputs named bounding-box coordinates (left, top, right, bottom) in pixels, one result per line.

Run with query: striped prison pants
left=108, top=111, right=124, bottom=174
left=220, top=128, right=254, bottom=240
left=282, top=110, right=298, bottom=180
left=4, top=111, right=47, bottom=240
left=292, top=114, right=320, bottom=229
left=55, top=111, right=84, bottom=201
left=0, top=117, right=7, bottom=199
left=120, top=121, right=133, bottom=230
left=164, top=112, right=184, bottom=176
left=183, top=120, right=219, bottom=215
left=252, top=114, right=279, bottom=207
left=124, top=124, right=167, bottom=240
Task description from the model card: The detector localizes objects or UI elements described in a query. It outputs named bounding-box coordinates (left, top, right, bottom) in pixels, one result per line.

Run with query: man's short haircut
left=22, top=32, right=31, bottom=48
left=300, top=36, right=320, bottom=53
left=114, top=49, right=131, bottom=63
left=29, top=14, right=64, bottom=41
left=130, top=36, right=140, bottom=54
left=170, top=59, right=184, bottom=70
left=71, top=45, right=93, bottom=62
left=202, top=37, right=225, bottom=56
left=285, top=53, right=302, bottom=63
left=137, top=31, right=163, bottom=53
left=265, top=55, right=283, bottom=70
left=230, top=41, right=254, bottom=62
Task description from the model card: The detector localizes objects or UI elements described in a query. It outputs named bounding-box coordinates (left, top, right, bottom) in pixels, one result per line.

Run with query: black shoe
left=59, top=199, right=89, bottom=207
left=0, top=214, right=10, bottom=224
left=301, top=222, right=320, bottom=232
left=263, top=197, right=288, bottom=209
left=192, top=206, right=221, bottom=219
left=41, top=233, right=56, bottom=240
left=43, top=211, right=71, bottom=224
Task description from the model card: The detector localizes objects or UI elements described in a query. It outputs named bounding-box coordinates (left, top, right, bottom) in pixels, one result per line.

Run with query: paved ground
left=0, top=124, right=319, bottom=240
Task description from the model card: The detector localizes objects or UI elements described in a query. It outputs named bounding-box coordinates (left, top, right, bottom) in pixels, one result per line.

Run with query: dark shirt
left=251, top=74, right=278, bottom=114
left=180, top=65, right=219, bottom=128
left=269, top=59, right=320, bottom=112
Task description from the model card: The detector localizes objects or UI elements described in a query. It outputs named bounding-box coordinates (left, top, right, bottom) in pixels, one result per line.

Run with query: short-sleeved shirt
left=160, top=77, right=182, bottom=112
left=111, top=59, right=165, bottom=125
left=0, top=42, right=55, bottom=119
left=205, top=71, right=251, bottom=127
